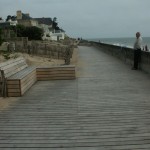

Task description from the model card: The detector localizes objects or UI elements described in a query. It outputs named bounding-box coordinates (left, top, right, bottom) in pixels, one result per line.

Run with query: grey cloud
left=1, top=0, right=150, bottom=38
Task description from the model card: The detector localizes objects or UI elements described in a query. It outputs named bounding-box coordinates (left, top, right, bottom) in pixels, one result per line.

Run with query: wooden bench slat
left=20, top=69, right=36, bottom=84
left=7, top=92, right=21, bottom=97
left=1, top=59, right=27, bottom=70
left=7, top=84, right=20, bottom=88
left=36, top=68, right=75, bottom=71
left=4, top=64, right=28, bottom=78
left=37, top=74, right=75, bottom=77
left=36, top=65, right=76, bottom=81
left=37, top=70, right=75, bottom=73
left=7, top=88, right=21, bottom=93
left=8, top=66, right=36, bottom=79
left=37, top=72, right=75, bottom=76
left=37, top=76, right=75, bottom=80
left=37, top=65, right=75, bottom=69
left=0, top=57, right=25, bottom=68
left=2, top=62, right=27, bottom=74
left=21, top=75, right=37, bottom=95
left=0, top=57, right=28, bottom=79
left=7, top=80, right=20, bottom=84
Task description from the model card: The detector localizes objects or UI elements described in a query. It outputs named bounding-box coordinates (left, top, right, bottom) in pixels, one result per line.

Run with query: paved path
left=1, top=46, right=150, bottom=149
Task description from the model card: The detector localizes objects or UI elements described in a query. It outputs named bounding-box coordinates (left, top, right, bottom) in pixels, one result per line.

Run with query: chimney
left=17, top=10, right=22, bottom=19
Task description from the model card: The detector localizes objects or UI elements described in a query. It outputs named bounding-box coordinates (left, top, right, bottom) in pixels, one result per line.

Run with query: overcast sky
left=1, top=0, right=150, bottom=39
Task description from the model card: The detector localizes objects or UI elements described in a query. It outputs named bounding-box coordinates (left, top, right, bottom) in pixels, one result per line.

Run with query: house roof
left=0, top=22, right=10, bottom=28
left=34, top=18, right=52, bottom=26
left=55, top=29, right=65, bottom=33
left=60, top=29, right=65, bottom=32
left=22, top=13, right=32, bottom=20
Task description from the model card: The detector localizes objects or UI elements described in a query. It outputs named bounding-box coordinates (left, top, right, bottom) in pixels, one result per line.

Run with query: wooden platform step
left=36, top=65, right=76, bottom=80
left=7, top=66, right=37, bottom=97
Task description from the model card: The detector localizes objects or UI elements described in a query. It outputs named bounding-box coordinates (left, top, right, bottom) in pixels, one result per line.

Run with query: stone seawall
left=80, top=41, right=150, bottom=74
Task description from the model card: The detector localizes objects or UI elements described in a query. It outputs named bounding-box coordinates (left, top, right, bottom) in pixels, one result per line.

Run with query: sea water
left=89, top=37, right=150, bottom=49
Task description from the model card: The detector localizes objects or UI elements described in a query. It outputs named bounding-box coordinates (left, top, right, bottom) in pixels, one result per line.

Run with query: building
left=50, top=29, right=65, bottom=41
left=16, top=10, right=38, bottom=27
left=0, top=16, right=18, bottom=28
left=1, top=11, right=66, bottom=41
left=0, top=17, right=17, bottom=39
left=16, top=10, right=66, bottom=41
left=34, top=17, right=53, bottom=40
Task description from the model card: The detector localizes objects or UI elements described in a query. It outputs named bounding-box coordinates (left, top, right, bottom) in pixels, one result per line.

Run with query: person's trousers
left=134, top=49, right=141, bottom=69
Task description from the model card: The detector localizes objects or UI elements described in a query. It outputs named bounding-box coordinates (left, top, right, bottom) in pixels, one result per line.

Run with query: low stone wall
left=84, top=41, right=150, bottom=74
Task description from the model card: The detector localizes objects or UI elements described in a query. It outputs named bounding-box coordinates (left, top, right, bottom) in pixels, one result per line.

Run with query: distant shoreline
left=87, top=37, right=150, bottom=49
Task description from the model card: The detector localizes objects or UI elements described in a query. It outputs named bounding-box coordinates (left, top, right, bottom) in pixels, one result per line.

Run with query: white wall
left=38, top=23, right=65, bottom=41
left=50, top=32, right=65, bottom=41
left=31, top=20, right=39, bottom=26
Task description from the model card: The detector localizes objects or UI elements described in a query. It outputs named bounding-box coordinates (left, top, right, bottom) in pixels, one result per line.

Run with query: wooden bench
left=0, top=57, right=37, bottom=97
left=36, top=65, right=76, bottom=80
left=0, top=58, right=76, bottom=97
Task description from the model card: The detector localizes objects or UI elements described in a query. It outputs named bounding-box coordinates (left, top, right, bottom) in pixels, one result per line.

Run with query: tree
left=11, top=16, right=17, bottom=21
left=23, top=26, right=43, bottom=40
left=53, top=17, right=57, bottom=22
left=0, top=28, right=2, bottom=45
left=6, top=15, right=17, bottom=21
left=15, top=24, right=26, bottom=37
left=6, top=15, right=12, bottom=21
left=52, top=17, right=60, bottom=30
left=11, top=25, right=43, bottom=40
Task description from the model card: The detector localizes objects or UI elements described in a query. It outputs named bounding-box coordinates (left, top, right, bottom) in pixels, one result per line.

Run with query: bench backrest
left=0, top=57, right=28, bottom=78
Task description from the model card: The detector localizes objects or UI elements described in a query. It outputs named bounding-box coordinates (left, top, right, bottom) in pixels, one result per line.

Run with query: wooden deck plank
left=1, top=46, right=150, bottom=149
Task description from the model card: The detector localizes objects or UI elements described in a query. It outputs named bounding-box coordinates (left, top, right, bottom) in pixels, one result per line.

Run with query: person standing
left=132, top=32, right=142, bottom=70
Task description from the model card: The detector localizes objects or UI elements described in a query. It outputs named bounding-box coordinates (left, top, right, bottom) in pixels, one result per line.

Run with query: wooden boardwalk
left=1, top=46, right=150, bottom=149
